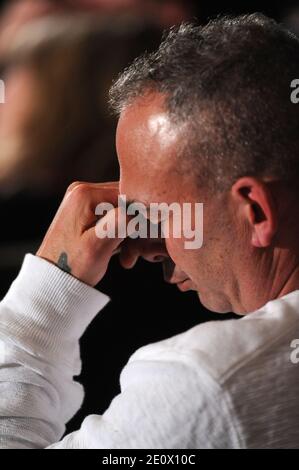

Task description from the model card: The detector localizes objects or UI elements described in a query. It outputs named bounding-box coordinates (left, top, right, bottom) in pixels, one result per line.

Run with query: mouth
left=176, top=278, right=193, bottom=292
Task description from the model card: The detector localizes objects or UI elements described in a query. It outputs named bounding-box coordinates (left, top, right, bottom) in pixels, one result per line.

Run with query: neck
left=275, top=263, right=299, bottom=300
left=234, top=249, right=299, bottom=315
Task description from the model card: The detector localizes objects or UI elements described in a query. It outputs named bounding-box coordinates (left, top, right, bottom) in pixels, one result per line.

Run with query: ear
left=231, top=177, right=278, bottom=248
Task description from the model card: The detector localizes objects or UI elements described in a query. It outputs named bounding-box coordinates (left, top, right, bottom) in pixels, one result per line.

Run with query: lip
left=176, top=279, right=192, bottom=292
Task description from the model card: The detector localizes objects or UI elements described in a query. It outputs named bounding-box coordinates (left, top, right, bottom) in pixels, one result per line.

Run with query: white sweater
left=0, top=254, right=299, bottom=449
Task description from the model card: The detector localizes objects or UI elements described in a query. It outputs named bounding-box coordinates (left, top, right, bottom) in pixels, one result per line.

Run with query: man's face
left=116, top=92, right=239, bottom=313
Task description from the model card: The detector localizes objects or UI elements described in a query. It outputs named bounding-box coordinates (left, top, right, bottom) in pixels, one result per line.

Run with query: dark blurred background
left=0, top=0, right=298, bottom=434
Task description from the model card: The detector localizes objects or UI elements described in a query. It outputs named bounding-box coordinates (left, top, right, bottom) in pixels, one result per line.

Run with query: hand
left=36, top=181, right=126, bottom=286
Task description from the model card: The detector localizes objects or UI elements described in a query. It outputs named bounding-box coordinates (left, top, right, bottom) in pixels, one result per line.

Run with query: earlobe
left=244, top=203, right=264, bottom=247
left=251, top=226, right=266, bottom=248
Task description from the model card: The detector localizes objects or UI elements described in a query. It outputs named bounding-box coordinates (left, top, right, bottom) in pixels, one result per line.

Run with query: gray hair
left=110, top=13, right=299, bottom=191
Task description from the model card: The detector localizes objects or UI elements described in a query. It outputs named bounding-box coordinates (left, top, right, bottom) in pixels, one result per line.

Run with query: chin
left=196, top=291, right=232, bottom=314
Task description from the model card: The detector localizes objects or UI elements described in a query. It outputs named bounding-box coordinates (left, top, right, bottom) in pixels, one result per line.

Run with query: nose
left=162, top=258, right=189, bottom=284
left=162, top=258, right=176, bottom=283
left=119, top=237, right=169, bottom=269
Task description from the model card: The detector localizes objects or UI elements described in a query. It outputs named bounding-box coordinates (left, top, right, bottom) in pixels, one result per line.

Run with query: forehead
left=116, top=92, right=184, bottom=203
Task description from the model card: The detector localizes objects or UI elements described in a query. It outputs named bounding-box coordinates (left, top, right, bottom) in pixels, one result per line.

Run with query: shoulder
left=126, top=295, right=296, bottom=384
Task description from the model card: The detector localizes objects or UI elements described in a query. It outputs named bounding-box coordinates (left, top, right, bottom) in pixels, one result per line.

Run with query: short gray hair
left=110, top=13, right=299, bottom=191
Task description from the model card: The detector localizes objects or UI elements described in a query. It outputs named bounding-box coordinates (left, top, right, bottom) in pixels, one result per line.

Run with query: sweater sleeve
left=0, top=254, right=109, bottom=449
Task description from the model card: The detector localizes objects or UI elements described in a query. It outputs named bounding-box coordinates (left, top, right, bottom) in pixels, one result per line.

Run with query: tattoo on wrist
left=57, top=252, right=71, bottom=274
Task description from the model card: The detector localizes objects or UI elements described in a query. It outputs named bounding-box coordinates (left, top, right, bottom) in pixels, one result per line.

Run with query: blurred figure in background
left=0, top=0, right=196, bottom=194
left=0, top=14, right=162, bottom=195
left=0, top=0, right=196, bottom=56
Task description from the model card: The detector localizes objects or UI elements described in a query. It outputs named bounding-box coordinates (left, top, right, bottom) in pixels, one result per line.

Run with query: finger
left=64, top=184, right=121, bottom=222
left=119, top=238, right=168, bottom=269
left=66, top=180, right=119, bottom=196
left=87, top=207, right=135, bottom=256
left=119, top=238, right=140, bottom=269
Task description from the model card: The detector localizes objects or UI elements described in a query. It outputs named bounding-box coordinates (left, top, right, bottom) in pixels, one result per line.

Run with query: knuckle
left=66, top=182, right=89, bottom=201
left=66, top=181, right=86, bottom=195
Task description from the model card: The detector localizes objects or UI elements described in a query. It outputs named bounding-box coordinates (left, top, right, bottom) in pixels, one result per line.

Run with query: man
left=1, top=13, right=299, bottom=448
